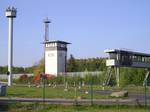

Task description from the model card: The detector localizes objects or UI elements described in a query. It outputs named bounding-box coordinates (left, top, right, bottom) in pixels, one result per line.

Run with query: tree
left=33, top=58, right=44, bottom=75
left=24, top=67, right=33, bottom=73
left=67, top=54, right=78, bottom=72
left=120, top=68, right=146, bottom=87
left=120, top=68, right=132, bottom=87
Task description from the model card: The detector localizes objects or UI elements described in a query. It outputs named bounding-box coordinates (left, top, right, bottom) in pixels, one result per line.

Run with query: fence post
left=74, top=81, right=78, bottom=105
left=42, top=74, right=46, bottom=105
left=90, top=75, right=93, bottom=105
left=144, top=79, right=147, bottom=107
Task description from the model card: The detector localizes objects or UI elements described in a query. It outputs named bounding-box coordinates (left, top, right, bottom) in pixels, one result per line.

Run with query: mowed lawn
left=4, top=86, right=150, bottom=112
left=7, top=86, right=109, bottom=99
left=7, top=85, right=150, bottom=99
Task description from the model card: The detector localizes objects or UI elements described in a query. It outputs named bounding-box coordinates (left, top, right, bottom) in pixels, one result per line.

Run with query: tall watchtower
left=44, top=41, right=70, bottom=76
left=5, top=6, right=17, bottom=86
left=104, top=49, right=150, bottom=87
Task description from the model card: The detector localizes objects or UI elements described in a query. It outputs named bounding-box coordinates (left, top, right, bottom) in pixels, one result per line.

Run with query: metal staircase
left=143, top=70, right=150, bottom=86
left=103, top=67, right=113, bottom=86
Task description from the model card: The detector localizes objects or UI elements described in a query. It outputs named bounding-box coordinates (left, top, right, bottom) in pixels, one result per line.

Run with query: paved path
left=0, top=97, right=148, bottom=106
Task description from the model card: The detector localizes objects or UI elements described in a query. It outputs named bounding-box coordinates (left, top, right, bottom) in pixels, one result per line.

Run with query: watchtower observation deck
left=105, top=49, right=150, bottom=68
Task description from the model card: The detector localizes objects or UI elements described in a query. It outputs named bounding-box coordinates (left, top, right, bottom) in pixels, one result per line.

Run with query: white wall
left=45, top=49, right=67, bottom=76
left=45, top=50, right=58, bottom=76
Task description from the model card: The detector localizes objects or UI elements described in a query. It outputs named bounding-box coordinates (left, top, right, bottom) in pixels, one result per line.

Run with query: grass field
left=1, top=104, right=149, bottom=112
left=6, top=85, right=150, bottom=100
left=7, top=85, right=110, bottom=99
left=7, top=85, right=150, bottom=99
left=2, top=85, right=150, bottom=112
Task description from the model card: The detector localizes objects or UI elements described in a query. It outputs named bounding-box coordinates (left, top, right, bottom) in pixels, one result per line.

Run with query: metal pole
left=8, top=17, right=13, bottom=86
left=90, top=75, right=93, bottom=105
left=42, top=75, right=46, bottom=104
left=64, top=55, right=67, bottom=88
left=116, top=53, right=120, bottom=87
left=6, top=7, right=17, bottom=86
left=74, top=81, right=78, bottom=105
left=116, top=67, right=120, bottom=87
left=144, top=79, right=147, bottom=107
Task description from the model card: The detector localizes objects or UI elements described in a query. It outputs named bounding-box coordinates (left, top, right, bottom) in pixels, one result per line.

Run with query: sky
left=0, top=0, right=150, bottom=67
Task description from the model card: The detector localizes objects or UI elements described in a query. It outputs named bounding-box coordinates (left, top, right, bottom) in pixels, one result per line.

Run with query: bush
left=19, top=74, right=29, bottom=83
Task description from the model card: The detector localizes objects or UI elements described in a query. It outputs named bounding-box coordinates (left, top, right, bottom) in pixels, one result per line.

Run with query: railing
left=58, top=71, right=103, bottom=77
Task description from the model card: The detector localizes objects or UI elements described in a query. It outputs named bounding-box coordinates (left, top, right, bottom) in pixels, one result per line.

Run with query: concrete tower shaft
left=6, top=6, right=17, bottom=86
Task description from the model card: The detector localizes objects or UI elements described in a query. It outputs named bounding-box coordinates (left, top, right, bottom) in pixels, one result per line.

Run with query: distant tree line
left=0, top=66, right=33, bottom=74
left=67, top=54, right=106, bottom=72
left=66, top=54, right=149, bottom=86
left=1, top=54, right=149, bottom=87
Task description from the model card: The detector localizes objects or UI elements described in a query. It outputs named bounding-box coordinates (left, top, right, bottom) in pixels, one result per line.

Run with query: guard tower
left=104, top=49, right=150, bottom=87
left=44, top=41, right=70, bottom=76
left=5, top=6, right=17, bottom=86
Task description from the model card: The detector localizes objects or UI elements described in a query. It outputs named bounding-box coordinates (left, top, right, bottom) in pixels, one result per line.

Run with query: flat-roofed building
left=44, top=40, right=70, bottom=76
left=104, top=49, right=150, bottom=87
left=105, top=49, right=150, bottom=68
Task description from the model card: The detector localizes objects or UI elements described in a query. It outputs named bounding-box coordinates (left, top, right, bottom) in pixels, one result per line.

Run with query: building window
left=109, top=53, right=117, bottom=59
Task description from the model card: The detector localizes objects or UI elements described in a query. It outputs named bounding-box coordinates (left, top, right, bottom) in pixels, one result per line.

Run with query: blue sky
left=0, top=0, right=150, bottom=67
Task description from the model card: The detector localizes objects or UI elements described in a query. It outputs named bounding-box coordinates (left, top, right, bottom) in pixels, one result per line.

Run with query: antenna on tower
left=44, top=17, right=51, bottom=42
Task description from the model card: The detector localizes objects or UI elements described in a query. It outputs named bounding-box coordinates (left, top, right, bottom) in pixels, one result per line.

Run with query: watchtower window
left=148, top=57, right=150, bottom=63
left=142, top=57, right=145, bottom=62
left=137, top=56, right=142, bottom=62
left=120, top=52, right=132, bottom=66
left=132, top=55, right=137, bottom=62
left=109, top=53, right=117, bottom=59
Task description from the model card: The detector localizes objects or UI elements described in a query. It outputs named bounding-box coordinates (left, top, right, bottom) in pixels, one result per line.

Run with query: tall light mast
left=44, top=17, right=51, bottom=41
left=5, top=6, right=17, bottom=86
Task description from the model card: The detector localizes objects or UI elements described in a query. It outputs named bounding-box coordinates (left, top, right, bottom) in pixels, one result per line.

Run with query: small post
left=144, top=79, right=147, bottom=107
left=74, top=82, right=78, bottom=105
left=90, top=75, right=93, bottom=105
left=64, top=73, right=66, bottom=88
left=102, top=83, right=105, bottom=90
left=116, top=67, right=120, bottom=87
left=41, top=74, right=46, bottom=104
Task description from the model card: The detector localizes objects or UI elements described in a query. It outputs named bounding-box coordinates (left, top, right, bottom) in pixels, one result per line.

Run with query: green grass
left=3, top=103, right=150, bottom=112
left=6, top=85, right=150, bottom=99
left=92, top=85, right=150, bottom=94
left=7, top=86, right=109, bottom=99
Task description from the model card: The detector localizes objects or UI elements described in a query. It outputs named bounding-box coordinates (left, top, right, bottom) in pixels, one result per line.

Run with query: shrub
left=19, top=74, right=28, bottom=83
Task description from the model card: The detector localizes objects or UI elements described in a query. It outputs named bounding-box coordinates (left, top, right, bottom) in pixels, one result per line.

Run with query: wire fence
left=2, top=72, right=149, bottom=106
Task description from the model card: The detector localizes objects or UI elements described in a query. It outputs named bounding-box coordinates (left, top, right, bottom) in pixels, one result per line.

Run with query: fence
left=2, top=71, right=150, bottom=106
left=0, top=74, right=33, bottom=79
